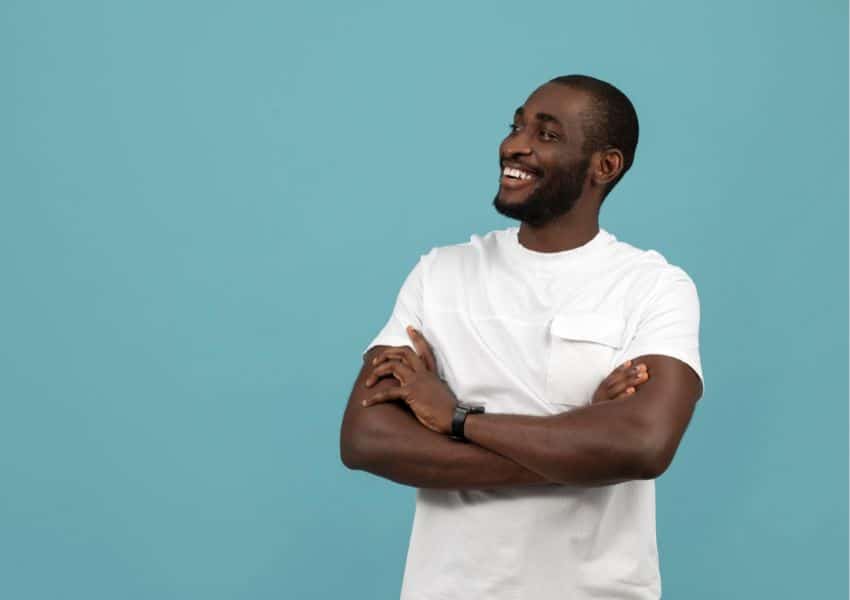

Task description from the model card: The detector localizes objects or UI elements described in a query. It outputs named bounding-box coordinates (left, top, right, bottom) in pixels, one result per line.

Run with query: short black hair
left=548, top=74, right=639, bottom=203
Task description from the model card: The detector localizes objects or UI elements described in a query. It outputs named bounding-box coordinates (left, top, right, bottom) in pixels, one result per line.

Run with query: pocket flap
left=550, top=312, right=626, bottom=348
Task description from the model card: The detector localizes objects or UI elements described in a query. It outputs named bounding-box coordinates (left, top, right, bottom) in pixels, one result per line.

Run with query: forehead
left=519, top=83, right=590, bottom=138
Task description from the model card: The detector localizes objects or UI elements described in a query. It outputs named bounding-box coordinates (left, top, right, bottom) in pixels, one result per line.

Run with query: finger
left=369, top=347, right=402, bottom=367
left=378, top=361, right=416, bottom=386
left=600, top=359, right=633, bottom=389
left=605, top=362, right=646, bottom=391
left=373, top=346, right=425, bottom=373
left=611, top=386, right=637, bottom=401
left=607, top=374, right=643, bottom=399
left=606, top=378, right=630, bottom=399
left=606, top=368, right=649, bottom=399
left=371, top=360, right=416, bottom=386
left=364, top=359, right=406, bottom=387
left=362, top=386, right=405, bottom=407
left=391, top=361, right=416, bottom=385
left=372, top=351, right=416, bottom=372
left=407, top=326, right=437, bottom=373
left=374, top=348, right=418, bottom=371
left=364, top=358, right=398, bottom=387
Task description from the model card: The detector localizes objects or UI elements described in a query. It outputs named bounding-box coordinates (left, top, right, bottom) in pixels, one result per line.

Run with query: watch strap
left=449, top=403, right=485, bottom=441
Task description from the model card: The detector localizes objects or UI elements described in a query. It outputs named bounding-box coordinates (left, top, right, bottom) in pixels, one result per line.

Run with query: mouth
left=499, top=162, right=541, bottom=192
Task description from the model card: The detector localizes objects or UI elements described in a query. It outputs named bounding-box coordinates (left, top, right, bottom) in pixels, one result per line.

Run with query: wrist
left=461, top=410, right=485, bottom=441
left=449, top=403, right=485, bottom=442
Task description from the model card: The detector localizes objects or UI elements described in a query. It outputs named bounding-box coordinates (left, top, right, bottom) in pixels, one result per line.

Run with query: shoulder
left=426, top=227, right=509, bottom=259
left=606, top=232, right=699, bottom=294
left=419, top=227, right=511, bottom=276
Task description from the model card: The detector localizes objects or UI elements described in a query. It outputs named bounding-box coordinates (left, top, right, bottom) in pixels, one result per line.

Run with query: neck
left=518, top=212, right=600, bottom=253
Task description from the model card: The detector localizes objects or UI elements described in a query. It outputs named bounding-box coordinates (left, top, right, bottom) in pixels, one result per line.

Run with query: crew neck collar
left=502, top=226, right=615, bottom=271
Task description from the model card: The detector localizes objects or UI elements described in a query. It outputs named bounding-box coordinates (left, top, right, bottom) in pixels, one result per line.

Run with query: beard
left=492, top=155, right=590, bottom=228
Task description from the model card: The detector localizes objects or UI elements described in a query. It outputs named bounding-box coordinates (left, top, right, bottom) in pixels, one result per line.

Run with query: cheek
left=551, top=155, right=587, bottom=177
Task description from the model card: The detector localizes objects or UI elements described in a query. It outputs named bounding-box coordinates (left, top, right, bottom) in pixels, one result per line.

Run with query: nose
left=500, top=129, right=532, bottom=158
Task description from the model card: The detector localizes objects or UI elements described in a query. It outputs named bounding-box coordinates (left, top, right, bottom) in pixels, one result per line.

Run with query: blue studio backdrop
left=1, top=1, right=847, bottom=598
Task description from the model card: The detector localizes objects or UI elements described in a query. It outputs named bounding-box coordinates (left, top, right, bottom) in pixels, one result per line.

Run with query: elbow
left=339, top=438, right=358, bottom=470
left=340, top=416, right=383, bottom=471
left=634, top=434, right=676, bottom=480
left=340, top=427, right=368, bottom=471
left=340, top=399, right=379, bottom=471
left=635, top=454, right=668, bottom=480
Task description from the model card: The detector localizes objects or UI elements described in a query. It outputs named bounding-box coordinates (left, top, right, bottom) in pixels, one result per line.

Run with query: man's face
left=493, top=84, right=592, bottom=227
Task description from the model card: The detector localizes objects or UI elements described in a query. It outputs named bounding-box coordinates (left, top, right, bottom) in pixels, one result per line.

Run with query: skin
left=363, top=335, right=697, bottom=485
left=339, top=82, right=703, bottom=487
left=340, top=329, right=649, bottom=489
left=496, top=82, right=624, bottom=252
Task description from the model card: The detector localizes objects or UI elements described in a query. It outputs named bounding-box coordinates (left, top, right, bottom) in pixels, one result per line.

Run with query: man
left=340, top=74, right=704, bottom=599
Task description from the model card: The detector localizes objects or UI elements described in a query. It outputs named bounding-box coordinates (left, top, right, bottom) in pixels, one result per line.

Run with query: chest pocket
left=543, top=312, right=627, bottom=409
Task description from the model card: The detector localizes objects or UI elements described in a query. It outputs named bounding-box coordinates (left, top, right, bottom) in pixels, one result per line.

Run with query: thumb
left=407, top=325, right=437, bottom=373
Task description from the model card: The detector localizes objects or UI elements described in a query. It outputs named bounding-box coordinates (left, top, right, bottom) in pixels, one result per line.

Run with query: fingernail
left=361, top=399, right=368, bottom=406
left=627, top=387, right=635, bottom=394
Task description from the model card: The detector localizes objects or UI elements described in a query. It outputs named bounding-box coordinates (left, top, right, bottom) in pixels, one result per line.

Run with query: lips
left=501, top=160, right=541, bottom=176
left=499, top=161, right=541, bottom=191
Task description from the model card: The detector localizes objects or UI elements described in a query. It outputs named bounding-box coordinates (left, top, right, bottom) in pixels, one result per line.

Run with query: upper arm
left=340, top=345, right=410, bottom=468
left=624, top=267, right=704, bottom=391
left=628, top=353, right=703, bottom=477
left=617, top=267, right=705, bottom=476
left=344, top=253, right=430, bottom=466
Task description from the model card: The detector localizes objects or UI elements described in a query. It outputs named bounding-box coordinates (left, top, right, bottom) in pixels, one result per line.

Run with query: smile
left=500, top=165, right=539, bottom=190
left=502, top=166, right=536, bottom=181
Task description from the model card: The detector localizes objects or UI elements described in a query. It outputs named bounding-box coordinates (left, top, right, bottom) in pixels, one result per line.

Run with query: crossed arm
left=461, top=353, right=702, bottom=486
left=339, top=346, right=552, bottom=489
left=340, top=342, right=702, bottom=489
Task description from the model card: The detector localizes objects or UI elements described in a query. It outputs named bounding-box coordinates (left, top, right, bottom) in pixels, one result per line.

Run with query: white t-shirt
left=363, top=226, right=704, bottom=600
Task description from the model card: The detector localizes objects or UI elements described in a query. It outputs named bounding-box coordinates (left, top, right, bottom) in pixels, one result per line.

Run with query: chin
left=496, top=188, right=534, bottom=206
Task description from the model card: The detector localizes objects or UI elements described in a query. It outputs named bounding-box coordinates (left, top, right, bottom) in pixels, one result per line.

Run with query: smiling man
left=340, top=74, right=704, bottom=600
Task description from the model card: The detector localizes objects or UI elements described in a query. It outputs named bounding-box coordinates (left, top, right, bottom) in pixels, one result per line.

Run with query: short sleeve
left=361, top=253, right=429, bottom=359
left=622, top=268, right=705, bottom=393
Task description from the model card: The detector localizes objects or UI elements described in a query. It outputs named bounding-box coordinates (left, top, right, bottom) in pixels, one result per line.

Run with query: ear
left=592, top=148, right=624, bottom=186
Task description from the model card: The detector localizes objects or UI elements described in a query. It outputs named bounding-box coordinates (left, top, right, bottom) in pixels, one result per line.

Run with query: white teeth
left=503, top=166, right=534, bottom=180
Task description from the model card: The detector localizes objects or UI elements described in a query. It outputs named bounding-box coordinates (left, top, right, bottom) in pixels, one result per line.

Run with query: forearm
left=341, top=394, right=554, bottom=489
left=464, top=399, right=658, bottom=486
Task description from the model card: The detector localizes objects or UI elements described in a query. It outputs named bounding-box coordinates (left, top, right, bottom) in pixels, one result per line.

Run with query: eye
left=507, top=123, right=521, bottom=134
left=539, top=129, right=559, bottom=141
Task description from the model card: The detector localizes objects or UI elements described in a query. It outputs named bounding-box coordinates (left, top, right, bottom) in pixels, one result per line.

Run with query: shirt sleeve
left=361, top=253, right=428, bottom=359
left=622, top=267, right=705, bottom=394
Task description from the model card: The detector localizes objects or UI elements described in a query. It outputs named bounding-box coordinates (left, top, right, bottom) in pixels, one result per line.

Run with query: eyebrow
left=514, top=106, right=563, bottom=128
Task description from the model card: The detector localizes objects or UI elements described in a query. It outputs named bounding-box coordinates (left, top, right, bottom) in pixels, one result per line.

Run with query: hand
left=363, top=329, right=457, bottom=434
left=365, top=325, right=438, bottom=375
left=364, top=325, right=439, bottom=384
left=591, top=359, right=650, bottom=404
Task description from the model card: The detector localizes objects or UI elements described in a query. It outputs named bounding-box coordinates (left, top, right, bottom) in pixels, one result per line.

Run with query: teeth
left=502, top=166, right=535, bottom=180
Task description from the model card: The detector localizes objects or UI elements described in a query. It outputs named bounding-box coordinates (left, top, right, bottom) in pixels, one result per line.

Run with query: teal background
left=1, top=1, right=847, bottom=598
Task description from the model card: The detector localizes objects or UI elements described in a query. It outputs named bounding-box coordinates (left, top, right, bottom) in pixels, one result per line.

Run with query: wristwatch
left=449, top=403, right=485, bottom=442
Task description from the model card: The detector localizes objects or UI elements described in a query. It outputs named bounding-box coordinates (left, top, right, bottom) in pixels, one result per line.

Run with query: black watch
left=449, top=403, right=485, bottom=442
